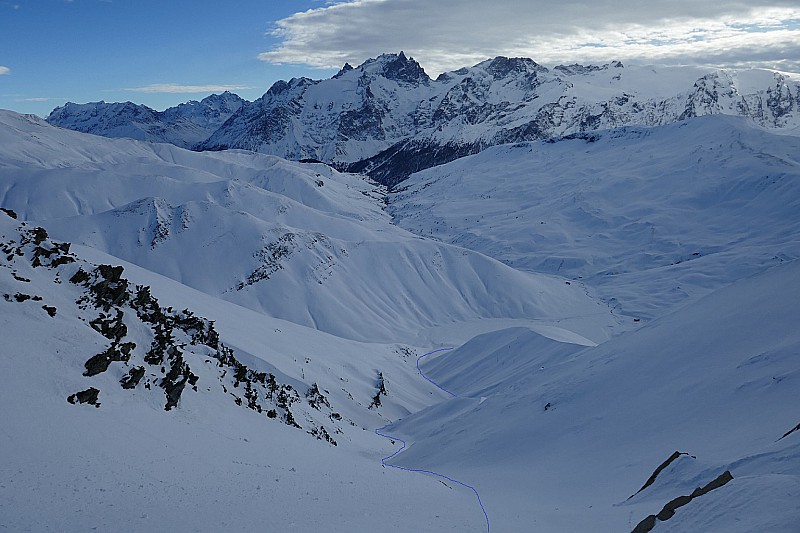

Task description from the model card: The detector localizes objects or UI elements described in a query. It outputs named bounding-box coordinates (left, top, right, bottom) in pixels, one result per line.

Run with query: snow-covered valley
left=2, top=54, right=800, bottom=532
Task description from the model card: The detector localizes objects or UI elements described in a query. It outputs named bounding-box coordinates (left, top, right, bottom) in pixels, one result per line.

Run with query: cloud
left=17, top=97, right=52, bottom=102
left=125, top=83, right=253, bottom=94
left=0, top=66, right=9, bottom=75
left=259, top=0, right=800, bottom=74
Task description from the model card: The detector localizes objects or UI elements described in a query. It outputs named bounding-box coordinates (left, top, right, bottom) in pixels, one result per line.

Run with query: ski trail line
left=374, top=348, right=491, bottom=532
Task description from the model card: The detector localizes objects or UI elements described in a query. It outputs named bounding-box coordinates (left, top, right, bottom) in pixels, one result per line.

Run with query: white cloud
left=125, top=83, right=253, bottom=94
left=259, top=0, right=800, bottom=74
left=0, top=66, right=10, bottom=75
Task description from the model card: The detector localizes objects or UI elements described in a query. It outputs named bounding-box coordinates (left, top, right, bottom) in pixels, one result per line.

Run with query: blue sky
left=0, top=0, right=336, bottom=116
left=2, top=0, right=799, bottom=117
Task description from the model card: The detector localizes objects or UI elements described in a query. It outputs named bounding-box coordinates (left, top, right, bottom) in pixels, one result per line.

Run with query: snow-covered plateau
left=2, top=54, right=800, bottom=533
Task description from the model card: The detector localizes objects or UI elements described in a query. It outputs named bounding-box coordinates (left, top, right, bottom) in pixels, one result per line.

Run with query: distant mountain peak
left=48, top=53, right=800, bottom=188
left=354, top=51, right=431, bottom=84
left=47, top=92, right=246, bottom=148
left=333, top=62, right=354, bottom=79
left=553, top=61, right=623, bottom=75
left=484, top=56, right=548, bottom=78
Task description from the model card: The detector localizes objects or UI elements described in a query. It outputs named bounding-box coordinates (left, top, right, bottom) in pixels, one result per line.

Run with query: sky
left=1, top=0, right=799, bottom=117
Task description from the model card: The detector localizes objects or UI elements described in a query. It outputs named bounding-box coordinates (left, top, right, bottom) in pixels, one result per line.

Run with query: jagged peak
left=354, top=52, right=430, bottom=84
left=483, top=56, right=548, bottom=78
left=333, top=62, right=354, bottom=79
left=264, top=76, right=315, bottom=98
left=47, top=100, right=157, bottom=123
left=200, top=90, right=242, bottom=102
left=554, top=61, right=624, bottom=75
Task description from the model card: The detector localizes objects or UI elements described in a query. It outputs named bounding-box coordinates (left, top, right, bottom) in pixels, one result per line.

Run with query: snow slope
left=390, top=115, right=800, bottom=320
left=0, top=110, right=616, bottom=344
left=0, top=211, right=488, bottom=532
left=387, top=259, right=800, bottom=532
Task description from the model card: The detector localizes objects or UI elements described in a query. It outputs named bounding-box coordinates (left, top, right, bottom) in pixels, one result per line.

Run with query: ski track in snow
left=375, top=348, right=491, bottom=532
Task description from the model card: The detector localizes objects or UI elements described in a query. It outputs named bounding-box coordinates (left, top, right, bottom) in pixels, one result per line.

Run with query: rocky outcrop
left=67, top=387, right=100, bottom=407
left=0, top=215, right=340, bottom=444
left=631, top=470, right=734, bottom=532
left=629, top=451, right=694, bottom=499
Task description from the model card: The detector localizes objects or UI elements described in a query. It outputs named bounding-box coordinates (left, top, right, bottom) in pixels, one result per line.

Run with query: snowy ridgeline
left=2, top=97, right=800, bottom=533
left=389, top=114, right=800, bottom=319
left=47, top=53, right=800, bottom=187
left=46, top=91, right=245, bottom=149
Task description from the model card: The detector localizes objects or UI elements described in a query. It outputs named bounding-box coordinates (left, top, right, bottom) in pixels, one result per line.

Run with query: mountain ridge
left=46, top=91, right=245, bottom=149
left=46, top=53, right=800, bottom=187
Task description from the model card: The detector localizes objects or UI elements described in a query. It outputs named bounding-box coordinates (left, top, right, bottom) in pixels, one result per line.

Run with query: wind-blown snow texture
left=3, top=53, right=800, bottom=533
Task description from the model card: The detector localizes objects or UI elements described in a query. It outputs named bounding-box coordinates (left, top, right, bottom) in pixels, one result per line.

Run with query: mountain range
left=47, top=91, right=245, bottom=149
left=47, top=52, right=800, bottom=186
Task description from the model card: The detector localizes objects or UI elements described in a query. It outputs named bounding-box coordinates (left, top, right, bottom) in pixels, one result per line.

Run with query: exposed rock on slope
left=0, top=211, right=340, bottom=443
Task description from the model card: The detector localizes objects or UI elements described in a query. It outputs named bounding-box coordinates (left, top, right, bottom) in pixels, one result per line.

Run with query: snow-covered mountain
left=49, top=53, right=800, bottom=187
left=389, top=115, right=800, bottom=319
left=0, top=110, right=612, bottom=344
left=46, top=91, right=245, bottom=149
left=3, top=48, right=800, bottom=533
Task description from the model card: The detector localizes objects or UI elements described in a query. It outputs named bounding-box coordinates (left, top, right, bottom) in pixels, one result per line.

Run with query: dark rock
left=631, top=514, right=657, bottom=533
left=630, top=451, right=691, bottom=499
left=67, top=387, right=100, bottom=407
left=631, top=470, right=734, bottom=531
left=69, top=268, right=90, bottom=285
left=306, top=382, right=330, bottom=410
left=486, top=56, right=546, bottom=79
left=30, top=227, right=48, bottom=245
left=347, top=138, right=480, bottom=189
left=309, top=425, right=337, bottom=445
left=0, top=207, right=18, bottom=219
left=381, top=52, right=429, bottom=85
left=97, top=264, right=124, bottom=282
left=333, top=63, right=353, bottom=79
left=89, top=310, right=128, bottom=342
left=120, top=366, right=146, bottom=389
left=83, top=350, right=114, bottom=376
left=42, top=305, right=57, bottom=317
left=778, top=421, right=800, bottom=441
left=656, top=495, right=692, bottom=521
left=83, top=340, right=134, bottom=376
left=163, top=378, right=187, bottom=411
left=692, top=470, right=733, bottom=498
